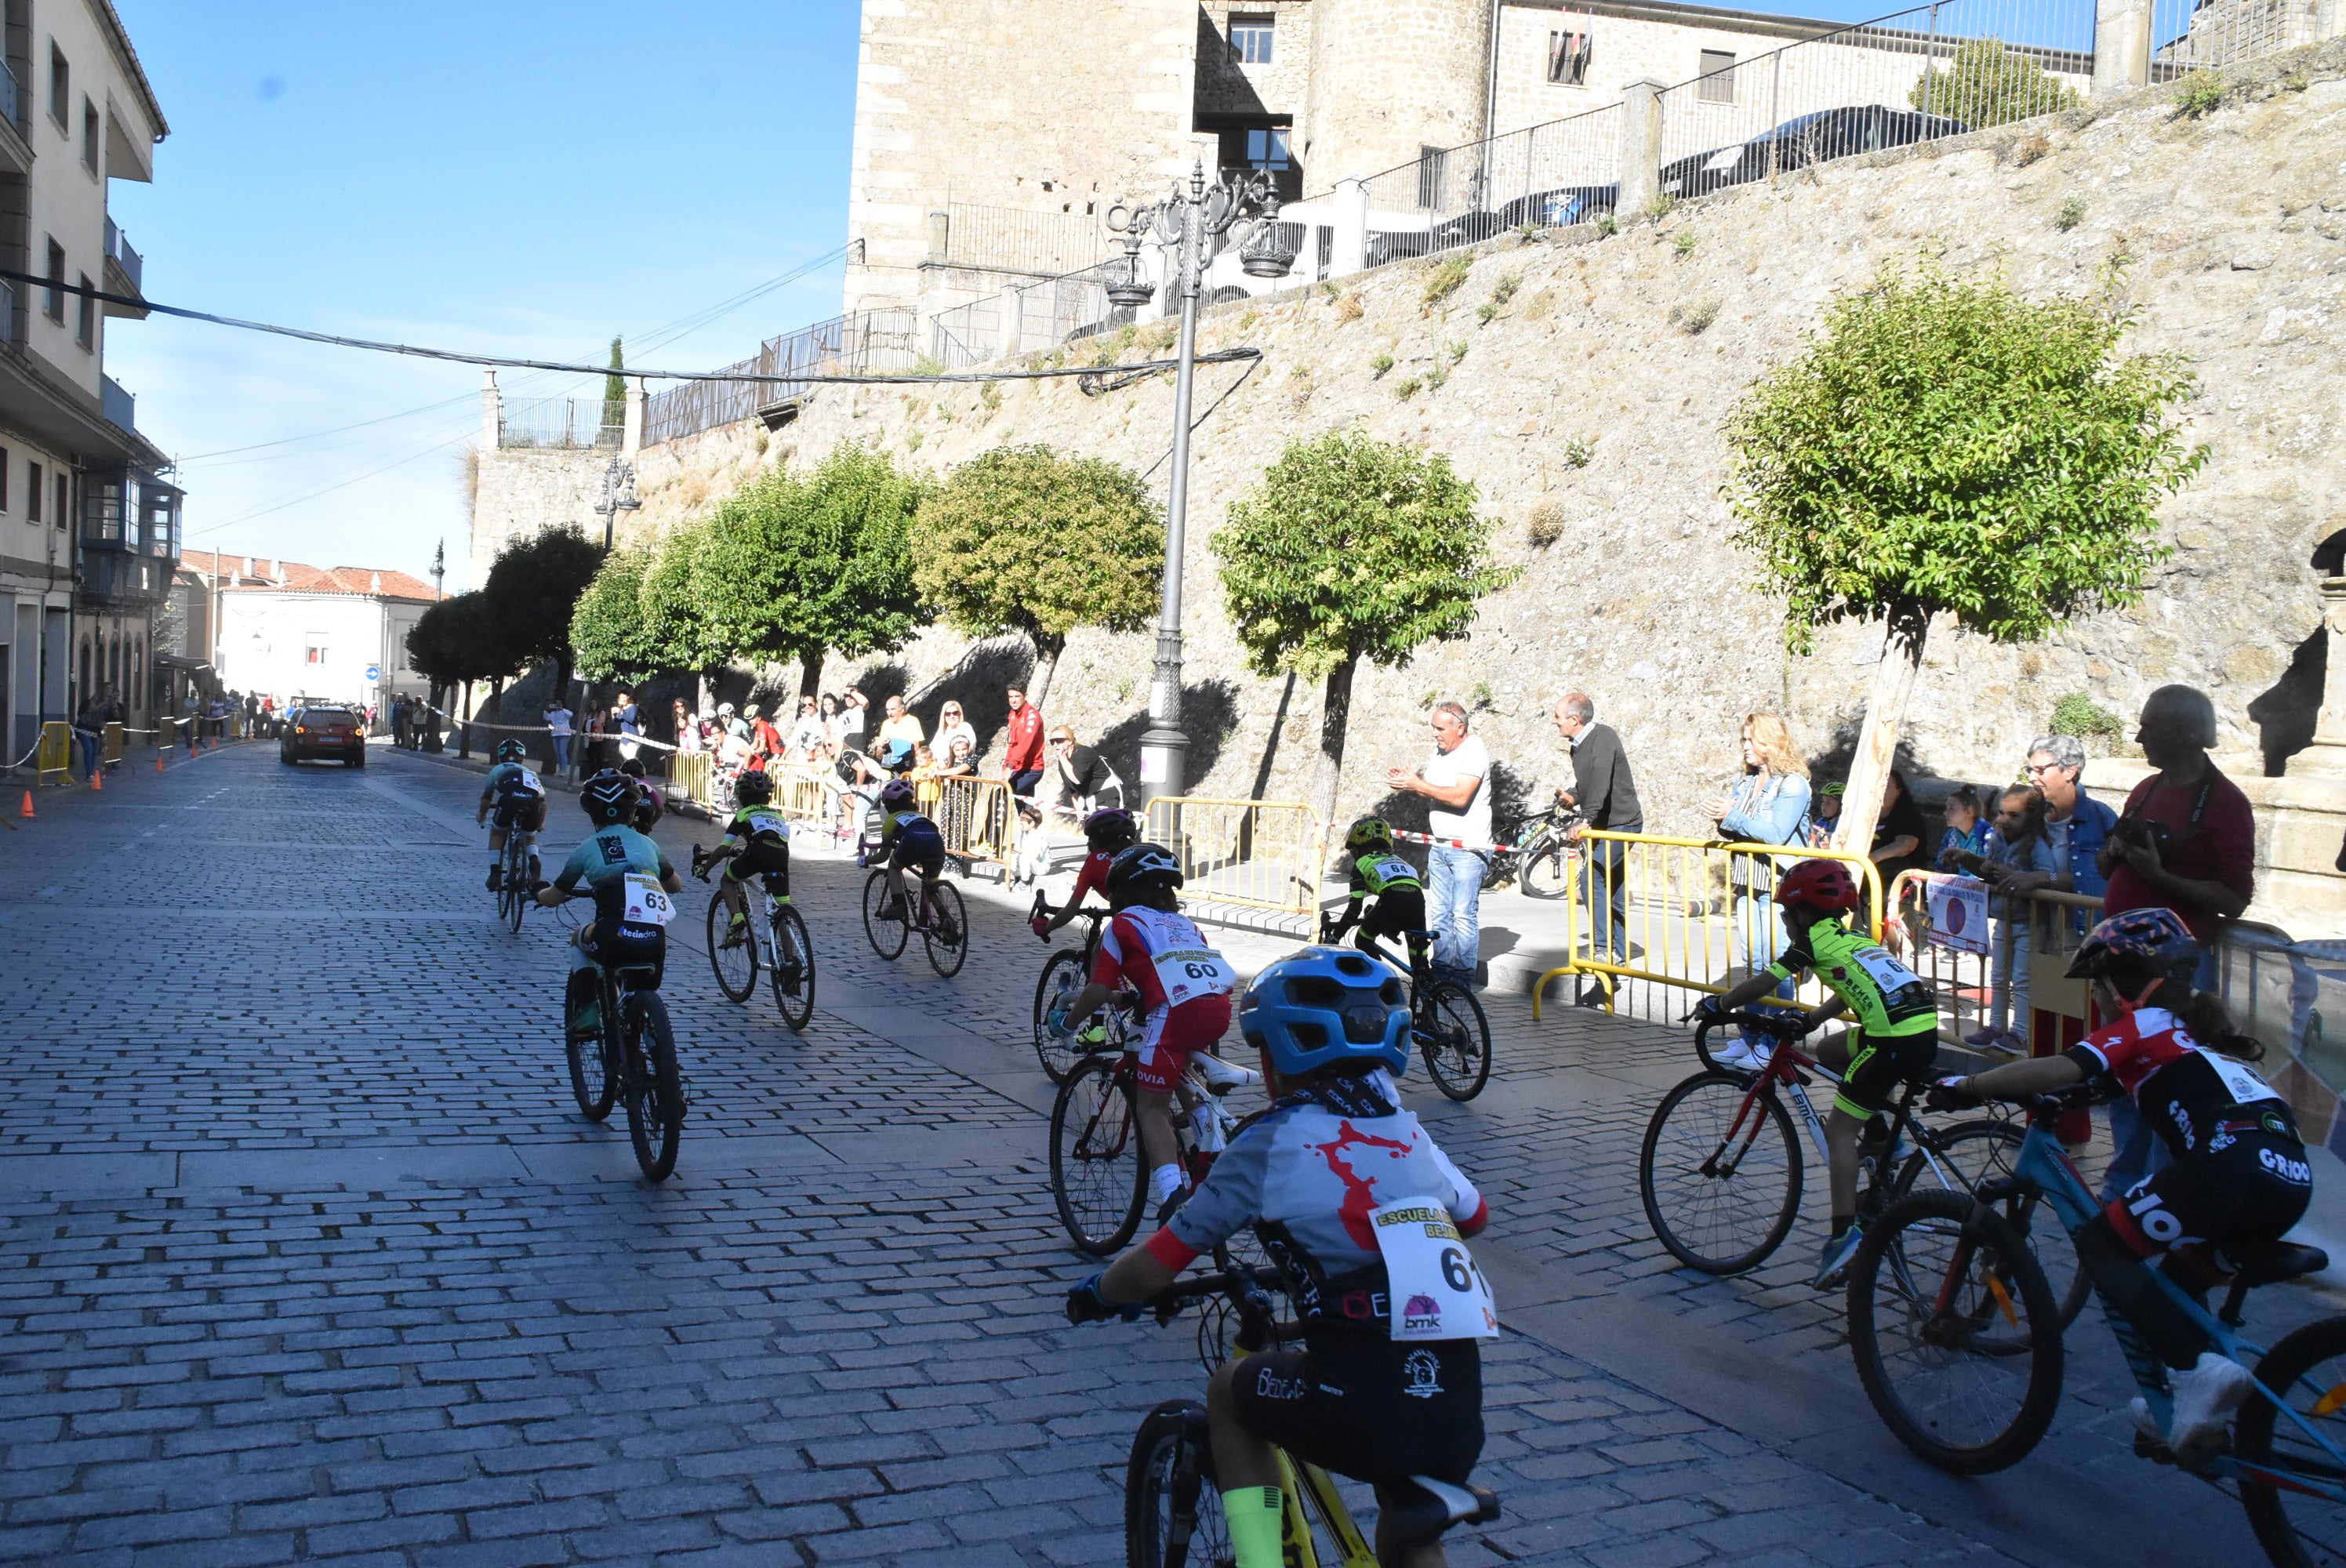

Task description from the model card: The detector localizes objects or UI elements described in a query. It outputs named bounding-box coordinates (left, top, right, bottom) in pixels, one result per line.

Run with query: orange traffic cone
left=91, top=766, right=102, bottom=790
left=19, top=790, right=32, bottom=818
left=155, top=752, right=165, bottom=772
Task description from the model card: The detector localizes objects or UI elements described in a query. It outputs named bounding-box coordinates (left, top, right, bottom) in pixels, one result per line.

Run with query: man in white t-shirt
left=1385, top=699, right=1491, bottom=988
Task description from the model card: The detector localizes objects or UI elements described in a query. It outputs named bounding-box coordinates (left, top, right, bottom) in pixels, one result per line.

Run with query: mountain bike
left=1031, top=892, right=1110, bottom=1085
left=1636, top=1009, right=2061, bottom=1299
left=1847, top=1087, right=2344, bottom=1566
left=1106, top=1267, right=1501, bottom=1568
left=691, top=848, right=815, bottom=1034
left=493, top=820, right=531, bottom=934
left=1323, top=918, right=1493, bottom=1101
left=1481, top=805, right=1583, bottom=898
left=859, top=834, right=968, bottom=977
left=554, top=894, right=687, bottom=1182
left=1049, top=1032, right=1260, bottom=1256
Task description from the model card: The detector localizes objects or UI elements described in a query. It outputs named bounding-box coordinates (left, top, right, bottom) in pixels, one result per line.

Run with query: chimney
left=242, top=555, right=253, bottom=579
left=275, top=560, right=287, bottom=585
left=369, top=571, right=382, bottom=594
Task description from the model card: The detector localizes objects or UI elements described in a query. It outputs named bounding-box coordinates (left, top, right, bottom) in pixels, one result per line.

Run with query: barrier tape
left=419, top=703, right=681, bottom=755
left=1390, top=828, right=1536, bottom=855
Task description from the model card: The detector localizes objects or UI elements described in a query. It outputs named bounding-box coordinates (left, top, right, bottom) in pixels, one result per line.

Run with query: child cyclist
left=475, top=739, right=547, bottom=891
left=692, top=768, right=792, bottom=954
left=1696, top=857, right=1939, bottom=1287
left=1929, top=906, right=2311, bottom=1465
left=1030, top=807, right=1140, bottom=944
left=1067, top=946, right=1495, bottom=1568
left=866, top=778, right=952, bottom=935
left=534, top=774, right=685, bottom=1035
left=1048, top=843, right=1240, bottom=1213
left=1321, top=817, right=1429, bottom=966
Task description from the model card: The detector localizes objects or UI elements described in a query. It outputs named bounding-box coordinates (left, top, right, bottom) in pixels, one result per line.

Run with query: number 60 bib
left=1371, top=1198, right=1499, bottom=1341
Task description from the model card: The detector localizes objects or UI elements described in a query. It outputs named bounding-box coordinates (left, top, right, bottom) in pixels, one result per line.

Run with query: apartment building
left=172, top=550, right=438, bottom=717
left=0, top=0, right=176, bottom=762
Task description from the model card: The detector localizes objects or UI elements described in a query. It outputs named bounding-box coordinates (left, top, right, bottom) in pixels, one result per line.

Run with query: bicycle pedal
left=2131, top=1431, right=2176, bottom=1465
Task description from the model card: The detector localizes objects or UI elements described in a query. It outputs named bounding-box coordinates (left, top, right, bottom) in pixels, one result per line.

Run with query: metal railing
left=101, top=374, right=135, bottom=433
left=928, top=257, right=1131, bottom=370
left=0, top=57, right=16, bottom=130
left=930, top=775, right=1021, bottom=870
left=641, top=309, right=922, bottom=445
left=1358, top=100, right=1625, bottom=267
left=1146, top=797, right=1328, bottom=918
left=499, top=397, right=620, bottom=450
left=2152, top=0, right=2328, bottom=75
left=104, top=217, right=143, bottom=294
left=941, top=201, right=1107, bottom=276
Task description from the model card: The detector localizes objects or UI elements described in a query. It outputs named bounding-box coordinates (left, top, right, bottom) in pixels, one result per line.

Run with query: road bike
left=1847, top=1087, right=2344, bottom=1566
left=858, top=835, right=968, bottom=977
left=1030, top=892, right=1110, bottom=1085
left=1049, top=1027, right=1261, bottom=1256
left=1110, top=1267, right=1501, bottom=1568
left=691, top=847, right=815, bottom=1034
left=554, top=895, right=688, bottom=1182
left=1480, top=804, right=1584, bottom=898
left=1636, top=1009, right=2063, bottom=1298
left=492, top=818, right=532, bottom=934
left=1321, top=918, right=1494, bottom=1101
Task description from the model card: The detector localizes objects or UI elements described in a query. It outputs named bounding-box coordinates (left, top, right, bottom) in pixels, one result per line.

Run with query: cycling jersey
left=553, top=825, right=677, bottom=924
left=2067, top=1007, right=2295, bottom=1157
left=482, top=760, right=546, bottom=802
left=1070, top=849, right=1115, bottom=907
left=717, top=803, right=792, bottom=891
left=1765, top=913, right=1937, bottom=1037
left=1345, top=850, right=1424, bottom=902
left=1093, top=906, right=1236, bottom=1094
left=881, top=805, right=946, bottom=875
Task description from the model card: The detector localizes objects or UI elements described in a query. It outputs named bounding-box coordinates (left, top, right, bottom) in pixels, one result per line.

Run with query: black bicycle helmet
left=1083, top=807, right=1140, bottom=851
left=496, top=739, right=527, bottom=763
left=580, top=771, right=637, bottom=826
left=734, top=769, right=773, bottom=805
left=1106, top=841, right=1182, bottom=906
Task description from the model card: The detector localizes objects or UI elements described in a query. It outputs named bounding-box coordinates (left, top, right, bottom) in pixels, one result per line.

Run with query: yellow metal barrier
left=669, top=751, right=714, bottom=811
left=1886, top=869, right=2097, bottom=1054
left=37, top=721, right=71, bottom=784
left=933, top=775, right=1020, bottom=869
left=1530, top=832, right=1884, bottom=1020
left=1146, top=797, right=1327, bottom=917
left=765, top=760, right=837, bottom=825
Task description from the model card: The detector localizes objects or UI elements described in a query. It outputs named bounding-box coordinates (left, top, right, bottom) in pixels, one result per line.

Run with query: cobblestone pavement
left=0, top=744, right=2312, bottom=1566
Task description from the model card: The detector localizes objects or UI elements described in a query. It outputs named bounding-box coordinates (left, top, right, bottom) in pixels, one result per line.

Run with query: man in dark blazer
left=1555, top=691, right=1643, bottom=1007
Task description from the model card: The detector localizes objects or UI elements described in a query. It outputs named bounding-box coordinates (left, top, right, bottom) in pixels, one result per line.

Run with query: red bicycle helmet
left=1773, top=858, right=1862, bottom=916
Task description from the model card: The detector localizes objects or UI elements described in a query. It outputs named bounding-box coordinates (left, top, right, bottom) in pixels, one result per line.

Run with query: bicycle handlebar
left=1146, top=1265, right=1284, bottom=1346
left=1687, top=1006, right=1811, bottom=1074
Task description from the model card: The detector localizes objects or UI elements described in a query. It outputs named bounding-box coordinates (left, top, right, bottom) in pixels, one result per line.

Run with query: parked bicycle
left=858, top=832, right=968, bottom=977
left=1847, top=1086, right=2342, bottom=1566
left=1480, top=804, right=1585, bottom=898
left=1112, top=1266, right=1501, bottom=1568
left=691, top=845, right=815, bottom=1034
left=554, top=894, right=686, bottom=1183
left=1320, top=917, right=1493, bottom=1101
left=1049, top=1026, right=1261, bottom=1257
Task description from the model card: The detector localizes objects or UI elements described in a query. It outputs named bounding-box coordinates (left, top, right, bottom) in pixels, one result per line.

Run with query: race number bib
left=746, top=811, right=789, bottom=840
left=1371, top=1199, right=1499, bottom=1341
left=516, top=768, right=543, bottom=795
left=620, top=873, right=674, bottom=927
left=1850, top=943, right=1922, bottom=995
left=1368, top=855, right=1418, bottom=886
left=1152, top=945, right=1235, bottom=1007
left=2208, top=1052, right=2282, bottom=1107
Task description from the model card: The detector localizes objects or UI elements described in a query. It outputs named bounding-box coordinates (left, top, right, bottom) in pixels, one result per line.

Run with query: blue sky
left=104, top=2, right=861, bottom=590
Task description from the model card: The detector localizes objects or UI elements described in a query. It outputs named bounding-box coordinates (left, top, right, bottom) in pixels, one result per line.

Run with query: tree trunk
left=459, top=681, right=478, bottom=759
left=1832, top=604, right=1930, bottom=877
left=1309, top=656, right=1358, bottom=831
left=1027, top=633, right=1066, bottom=717
left=797, top=644, right=826, bottom=701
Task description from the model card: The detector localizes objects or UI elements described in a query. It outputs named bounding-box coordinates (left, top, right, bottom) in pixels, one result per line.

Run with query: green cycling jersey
left=1764, top=913, right=1937, bottom=1036
left=721, top=803, right=791, bottom=851
left=1344, top=849, right=1424, bottom=903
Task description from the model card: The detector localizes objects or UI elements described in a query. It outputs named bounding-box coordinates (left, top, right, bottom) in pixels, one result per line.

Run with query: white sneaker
left=1712, top=1040, right=1762, bottom=1073
left=2168, top=1352, right=2253, bottom=1462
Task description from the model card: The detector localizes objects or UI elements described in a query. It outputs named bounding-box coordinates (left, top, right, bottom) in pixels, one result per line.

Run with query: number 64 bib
left=1371, top=1198, right=1499, bottom=1341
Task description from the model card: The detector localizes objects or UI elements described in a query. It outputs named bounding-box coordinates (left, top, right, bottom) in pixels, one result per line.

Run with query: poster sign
left=1927, top=875, right=1991, bottom=956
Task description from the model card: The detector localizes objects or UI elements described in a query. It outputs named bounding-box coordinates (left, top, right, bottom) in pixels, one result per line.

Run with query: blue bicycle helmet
left=1239, top=946, right=1410, bottom=1077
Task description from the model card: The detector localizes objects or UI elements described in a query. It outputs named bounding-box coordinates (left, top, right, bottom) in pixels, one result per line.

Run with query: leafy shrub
left=2056, top=196, right=2086, bottom=231
left=1672, top=229, right=1697, bottom=257
left=2051, top=692, right=2123, bottom=738
left=2173, top=71, right=2224, bottom=118
left=1526, top=501, right=1567, bottom=546
left=1371, top=353, right=1395, bottom=379
left=1669, top=297, right=1720, bottom=334
left=1422, top=256, right=1472, bottom=307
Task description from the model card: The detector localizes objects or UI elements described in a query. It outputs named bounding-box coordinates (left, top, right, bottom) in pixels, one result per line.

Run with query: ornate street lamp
left=591, top=451, right=641, bottom=554
left=1106, top=164, right=1292, bottom=807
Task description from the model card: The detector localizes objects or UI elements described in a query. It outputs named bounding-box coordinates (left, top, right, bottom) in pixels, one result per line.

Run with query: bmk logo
left=1403, top=1294, right=1442, bottom=1334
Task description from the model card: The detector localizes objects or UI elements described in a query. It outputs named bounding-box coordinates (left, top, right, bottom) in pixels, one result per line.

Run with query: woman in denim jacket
left=1700, top=713, right=1813, bottom=1068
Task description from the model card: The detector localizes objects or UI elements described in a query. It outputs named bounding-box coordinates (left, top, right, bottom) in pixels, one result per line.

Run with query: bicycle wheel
left=1639, top=1071, right=1803, bottom=1274
left=921, top=881, right=968, bottom=978
left=1419, top=982, right=1492, bottom=1101
left=706, top=891, right=757, bottom=1003
left=1050, top=1054, right=1146, bottom=1255
left=502, top=841, right=526, bottom=933
left=1520, top=838, right=1571, bottom=900
left=1846, top=1189, right=2064, bottom=1475
left=768, top=905, right=815, bottom=1033
left=563, top=977, right=616, bottom=1123
left=2238, top=1315, right=2346, bottom=1566
left=1894, top=1120, right=2092, bottom=1330
left=1127, top=1399, right=1227, bottom=1568
left=622, top=992, right=685, bottom=1183
left=1033, top=949, right=1089, bottom=1086
left=862, top=869, right=908, bottom=960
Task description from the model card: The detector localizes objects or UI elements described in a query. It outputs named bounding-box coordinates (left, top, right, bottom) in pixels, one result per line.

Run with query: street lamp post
left=590, top=452, right=641, bottom=556
left=1105, top=163, right=1293, bottom=808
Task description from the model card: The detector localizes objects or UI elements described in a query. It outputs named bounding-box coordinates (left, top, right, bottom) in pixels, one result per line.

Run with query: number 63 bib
left=620, top=873, right=674, bottom=927
left=1371, top=1198, right=1499, bottom=1341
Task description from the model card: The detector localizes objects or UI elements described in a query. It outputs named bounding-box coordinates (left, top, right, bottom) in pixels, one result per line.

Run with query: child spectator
left=1806, top=781, right=1845, bottom=848
left=1967, top=786, right=2058, bottom=1055
left=1935, top=784, right=1988, bottom=870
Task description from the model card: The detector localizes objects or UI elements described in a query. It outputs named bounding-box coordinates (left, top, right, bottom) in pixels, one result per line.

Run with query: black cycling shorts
left=724, top=839, right=791, bottom=890
left=1833, top=1028, right=1937, bottom=1121
left=1227, top=1332, right=1482, bottom=1486
left=492, top=795, right=546, bottom=833
left=582, top=920, right=665, bottom=989
left=888, top=828, right=946, bottom=877
left=2110, top=1126, right=2312, bottom=1262
left=1360, top=887, right=1427, bottom=941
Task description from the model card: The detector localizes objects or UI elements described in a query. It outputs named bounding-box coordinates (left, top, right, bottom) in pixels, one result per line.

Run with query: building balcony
left=82, top=466, right=183, bottom=568
left=102, top=374, right=136, bottom=434
left=0, top=59, right=27, bottom=176
left=103, top=220, right=147, bottom=320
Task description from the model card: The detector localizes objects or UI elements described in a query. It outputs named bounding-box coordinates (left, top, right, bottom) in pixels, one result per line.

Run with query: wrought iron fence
left=640, top=309, right=923, bottom=445
left=928, top=257, right=1130, bottom=369
left=1357, top=100, right=1625, bottom=267
left=2152, top=0, right=2327, bottom=75
left=499, top=397, right=621, bottom=450
left=942, top=201, right=1108, bottom=276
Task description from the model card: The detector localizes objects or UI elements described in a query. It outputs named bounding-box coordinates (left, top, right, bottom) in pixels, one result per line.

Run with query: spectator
left=1048, top=724, right=1124, bottom=814
left=932, top=700, right=977, bottom=764
left=614, top=691, right=642, bottom=763
left=817, top=694, right=847, bottom=757
left=1807, top=781, right=1845, bottom=848
left=858, top=693, right=924, bottom=781
left=1552, top=691, right=1643, bottom=1006
left=1003, top=684, right=1045, bottom=797
left=935, top=735, right=979, bottom=846
left=670, top=697, right=689, bottom=749
left=1868, top=768, right=1929, bottom=883
left=743, top=703, right=785, bottom=775
left=1969, top=786, right=2058, bottom=1055
left=71, top=694, right=104, bottom=782
left=2026, top=733, right=2120, bottom=902
left=580, top=705, right=608, bottom=775
left=545, top=699, right=574, bottom=775
left=1700, top=712, right=1812, bottom=1053
left=1386, top=699, right=1494, bottom=990
left=910, top=741, right=942, bottom=810
left=839, top=688, right=870, bottom=750
left=1935, top=785, right=1988, bottom=870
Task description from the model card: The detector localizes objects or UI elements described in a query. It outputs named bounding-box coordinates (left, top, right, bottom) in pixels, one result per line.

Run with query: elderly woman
left=1700, top=713, right=1813, bottom=1068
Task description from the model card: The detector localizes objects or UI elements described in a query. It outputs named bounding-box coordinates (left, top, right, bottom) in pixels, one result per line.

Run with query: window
left=43, top=238, right=63, bottom=321
left=27, top=461, right=40, bottom=523
left=82, top=99, right=98, bottom=174
left=1698, top=49, right=1737, bottom=103
left=1548, top=30, right=1592, bottom=86
left=49, top=44, right=67, bottom=130
left=305, top=641, right=329, bottom=666
left=56, top=473, right=68, bottom=531
left=0, top=448, right=9, bottom=514
left=1214, top=121, right=1300, bottom=199
left=1417, top=143, right=1451, bottom=210
left=1230, top=14, right=1274, bottom=64
left=75, top=274, right=93, bottom=349
left=1245, top=127, right=1291, bottom=172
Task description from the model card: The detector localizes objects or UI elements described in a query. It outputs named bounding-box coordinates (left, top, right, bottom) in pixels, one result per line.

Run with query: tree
left=601, top=337, right=626, bottom=441
left=481, top=526, right=603, bottom=700
left=691, top=447, right=928, bottom=697
left=1724, top=260, right=2203, bottom=861
left=405, top=591, right=516, bottom=757
left=1213, top=432, right=1516, bottom=824
left=910, top=445, right=1162, bottom=713
left=570, top=545, right=664, bottom=684
left=1910, top=38, right=2081, bottom=129
left=636, top=521, right=728, bottom=682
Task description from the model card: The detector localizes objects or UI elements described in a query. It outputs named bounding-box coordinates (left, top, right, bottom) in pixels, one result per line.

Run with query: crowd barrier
left=1883, top=870, right=2098, bottom=1054
left=1146, top=797, right=1328, bottom=918
left=930, top=775, right=1020, bottom=870
left=768, top=760, right=836, bottom=825
left=1530, top=832, right=1883, bottom=1020
left=102, top=722, right=123, bottom=767
left=36, top=722, right=70, bottom=785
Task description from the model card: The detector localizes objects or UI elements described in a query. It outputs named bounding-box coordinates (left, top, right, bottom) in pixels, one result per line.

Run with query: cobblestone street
left=0, top=744, right=2312, bottom=1566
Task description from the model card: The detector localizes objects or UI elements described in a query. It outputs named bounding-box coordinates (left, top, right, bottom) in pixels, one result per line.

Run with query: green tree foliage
left=601, top=337, right=626, bottom=438
left=689, top=447, right=928, bottom=697
left=1213, top=431, right=1516, bottom=821
left=910, top=445, right=1162, bottom=712
left=570, top=545, right=665, bottom=684
left=405, top=591, right=515, bottom=757
left=1724, top=259, right=2202, bottom=854
left=637, top=523, right=728, bottom=677
left=1910, top=38, right=2081, bottom=129
left=482, top=526, right=604, bottom=698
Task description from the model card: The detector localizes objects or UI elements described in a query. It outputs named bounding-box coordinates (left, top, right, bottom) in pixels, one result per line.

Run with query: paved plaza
left=0, top=743, right=2322, bottom=1566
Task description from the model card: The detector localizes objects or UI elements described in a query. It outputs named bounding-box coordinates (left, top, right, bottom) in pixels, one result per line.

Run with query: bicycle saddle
left=1380, top=1475, right=1500, bottom=1551
left=2229, top=1241, right=2330, bottom=1287
left=1193, top=1054, right=1261, bottom=1094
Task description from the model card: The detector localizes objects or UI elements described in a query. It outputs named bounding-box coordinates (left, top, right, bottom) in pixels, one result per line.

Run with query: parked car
left=281, top=706, right=366, bottom=768
left=1658, top=104, right=1967, bottom=201
left=1496, top=182, right=1618, bottom=231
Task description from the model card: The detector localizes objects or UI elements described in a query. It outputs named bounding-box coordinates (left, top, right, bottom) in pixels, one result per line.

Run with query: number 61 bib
left=1371, top=1198, right=1499, bottom=1341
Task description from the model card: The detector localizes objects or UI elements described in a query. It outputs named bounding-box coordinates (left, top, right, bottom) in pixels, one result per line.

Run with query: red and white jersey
left=1069, top=851, right=1114, bottom=906
left=1092, top=906, right=1237, bottom=1014
left=2074, top=1006, right=2284, bottom=1156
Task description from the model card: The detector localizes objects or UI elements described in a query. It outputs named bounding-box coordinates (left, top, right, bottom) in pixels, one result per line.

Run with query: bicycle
left=1114, top=1267, right=1501, bottom=1568
left=691, top=846, right=815, bottom=1034
left=1480, top=804, right=1584, bottom=899
left=1031, top=891, right=1110, bottom=1085
left=553, top=891, right=688, bottom=1183
left=1636, top=1009, right=2059, bottom=1292
left=492, top=818, right=531, bottom=934
left=1049, top=1026, right=1259, bottom=1257
left=1847, top=1087, right=2345, bottom=1566
left=858, top=834, right=968, bottom=978
left=1322, top=917, right=1494, bottom=1101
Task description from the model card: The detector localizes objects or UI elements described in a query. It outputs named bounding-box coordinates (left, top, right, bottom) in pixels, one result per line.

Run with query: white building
left=180, top=550, right=439, bottom=716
